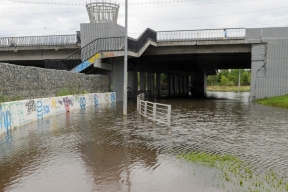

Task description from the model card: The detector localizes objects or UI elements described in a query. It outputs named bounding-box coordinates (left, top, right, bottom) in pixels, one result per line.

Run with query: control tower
left=81, top=1, right=124, bottom=47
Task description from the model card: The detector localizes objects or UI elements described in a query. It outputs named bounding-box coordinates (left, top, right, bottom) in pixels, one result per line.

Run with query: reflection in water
left=0, top=93, right=288, bottom=192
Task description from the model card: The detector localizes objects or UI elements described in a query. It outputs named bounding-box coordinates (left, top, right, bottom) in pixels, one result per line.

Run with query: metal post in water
left=123, top=0, right=128, bottom=116
left=167, top=105, right=171, bottom=128
left=238, top=69, right=241, bottom=93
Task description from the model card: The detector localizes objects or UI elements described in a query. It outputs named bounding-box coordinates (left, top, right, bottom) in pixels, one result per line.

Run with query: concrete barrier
left=0, top=92, right=116, bottom=135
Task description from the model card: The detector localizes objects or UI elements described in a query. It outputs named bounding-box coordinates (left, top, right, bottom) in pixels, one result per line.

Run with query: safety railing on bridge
left=157, top=28, right=246, bottom=42
left=0, top=34, right=79, bottom=47
left=137, top=93, right=171, bottom=127
left=45, top=28, right=157, bottom=71
left=46, top=36, right=126, bottom=71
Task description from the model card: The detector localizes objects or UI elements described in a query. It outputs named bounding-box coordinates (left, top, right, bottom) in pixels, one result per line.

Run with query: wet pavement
left=0, top=92, right=288, bottom=192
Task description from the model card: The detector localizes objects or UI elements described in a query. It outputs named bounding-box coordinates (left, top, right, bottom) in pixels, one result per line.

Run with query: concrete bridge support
left=156, top=73, right=161, bottom=98
left=167, top=74, right=171, bottom=97
left=147, top=72, right=154, bottom=98
left=128, top=71, right=138, bottom=98
left=191, top=70, right=207, bottom=97
left=110, top=57, right=124, bottom=101
left=140, top=72, right=146, bottom=93
left=172, top=75, right=176, bottom=96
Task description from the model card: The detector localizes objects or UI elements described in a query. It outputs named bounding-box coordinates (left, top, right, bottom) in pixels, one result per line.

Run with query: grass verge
left=256, top=95, right=288, bottom=108
left=178, top=152, right=288, bottom=191
left=207, top=86, right=250, bottom=92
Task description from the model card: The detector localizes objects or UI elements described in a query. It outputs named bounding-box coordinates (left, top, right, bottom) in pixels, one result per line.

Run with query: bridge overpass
left=2, top=27, right=287, bottom=101
left=0, top=34, right=80, bottom=67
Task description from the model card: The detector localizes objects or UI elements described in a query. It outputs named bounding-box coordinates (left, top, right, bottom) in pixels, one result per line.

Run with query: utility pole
left=123, top=0, right=128, bottom=116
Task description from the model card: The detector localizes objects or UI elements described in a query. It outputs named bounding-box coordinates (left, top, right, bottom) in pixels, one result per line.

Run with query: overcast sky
left=0, top=0, right=288, bottom=38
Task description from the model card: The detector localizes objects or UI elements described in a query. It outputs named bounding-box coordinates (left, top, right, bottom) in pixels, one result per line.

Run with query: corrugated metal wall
left=253, top=42, right=288, bottom=99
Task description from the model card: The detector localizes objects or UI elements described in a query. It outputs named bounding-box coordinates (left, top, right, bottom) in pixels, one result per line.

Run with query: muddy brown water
left=0, top=92, right=288, bottom=192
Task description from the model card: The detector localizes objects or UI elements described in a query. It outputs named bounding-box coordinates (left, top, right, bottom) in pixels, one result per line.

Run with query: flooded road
left=0, top=92, right=288, bottom=192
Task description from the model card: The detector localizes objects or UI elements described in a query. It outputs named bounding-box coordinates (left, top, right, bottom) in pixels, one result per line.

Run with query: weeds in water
left=177, top=152, right=288, bottom=192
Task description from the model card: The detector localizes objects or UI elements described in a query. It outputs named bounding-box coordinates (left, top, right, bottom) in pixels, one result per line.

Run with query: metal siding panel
left=276, top=78, right=281, bottom=89
left=282, top=62, right=286, bottom=77
left=267, top=44, right=270, bottom=59
left=279, top=42, right=283, bottom=59
left=256, top=84, right=260, bottom=98
left=261, top=78, right=264, bottom=88
left=276, top=43, right=280, bottom=60
left=260, top=87, right=264, bottom=98
left=272, top=43, right=276, bottom=60
left=281, top=87, right=285, bottom=96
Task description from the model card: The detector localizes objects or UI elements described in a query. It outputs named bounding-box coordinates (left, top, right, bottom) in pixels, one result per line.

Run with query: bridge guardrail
left=0, top=34, right=78, bottom=47
left=157, top=28, right=246, bottom=42
left=137, top=93, right=171, bottom=127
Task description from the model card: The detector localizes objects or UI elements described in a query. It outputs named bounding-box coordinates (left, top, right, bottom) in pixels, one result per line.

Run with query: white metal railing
left=0, top=34, right=78, bottom=47
left=137, top=93, right=171, bottom=127
left=157, top=28, right=246, bottom=42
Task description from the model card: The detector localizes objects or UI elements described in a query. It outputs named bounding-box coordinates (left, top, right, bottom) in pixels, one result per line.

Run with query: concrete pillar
left=186, top=75, right=190, bottom=96
left=183, top=76, right=187, bottom=96
left=140, top=72, right=146, bottom=93
left=191, top=70, right=207, bottom=97
left=167, top=74, right=171, bottom=97
left=156, top=73, right=161, bottom=98
left=128, top=71, right=137, bottom=91
left=110, top=57, right=124, bottom=101
left=178, top=75, right=181, bottom=96
left=172, top=75, right=176, bottom=96
left=147, top=72, right=153, bottom=98
left=128, top=71, right=137, bottom=98
left=175, top=75, right=178, bottom=96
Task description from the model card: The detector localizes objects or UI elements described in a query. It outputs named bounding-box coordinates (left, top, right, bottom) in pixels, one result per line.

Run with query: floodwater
left=0, top=92, right=288, bottom=192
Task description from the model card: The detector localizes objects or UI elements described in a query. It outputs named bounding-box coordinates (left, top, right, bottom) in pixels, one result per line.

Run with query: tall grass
left=0, top=96, right=22, bottom=104
left=256, top=95, right=288, bottom=108
left=56, top=89, right=88, bottom=97
left=207, top=86, right=250, bottom=92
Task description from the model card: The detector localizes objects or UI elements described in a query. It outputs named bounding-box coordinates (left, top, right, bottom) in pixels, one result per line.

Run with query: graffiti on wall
left=79, top=97, right=86, bottom=109
left=73, top=52, right=115, bottom=73
left=63, top=97, right=73, bottom=112
left=37, top=101, right=43, bottom=119
left=0, top=92, right=116, bottom=135
left=0, top=106, right=12, bottom=132
left=111, top=93, right=116, bottom=103
left=101, top=52, right=115, bottom=58
left=94, top=94, right=99, bottom=106
left=36, top=100, right=50, bottom=119
left=25, top=100, right=36, bottom=115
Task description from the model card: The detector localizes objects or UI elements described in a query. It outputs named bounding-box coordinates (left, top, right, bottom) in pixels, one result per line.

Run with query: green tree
left=220, top=75, right=231, bottom=87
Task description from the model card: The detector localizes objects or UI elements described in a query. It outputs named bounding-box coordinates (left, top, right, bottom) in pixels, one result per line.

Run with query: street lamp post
left=123, top=0, right=128, bottom=116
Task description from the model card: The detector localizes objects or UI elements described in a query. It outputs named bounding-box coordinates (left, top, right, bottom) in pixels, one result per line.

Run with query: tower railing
left=137, top=93, right=171, bottom=127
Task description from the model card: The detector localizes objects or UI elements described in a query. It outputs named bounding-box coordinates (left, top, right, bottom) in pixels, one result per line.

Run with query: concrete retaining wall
left=0, top=92, right=116, bottom=135
left=0, top=63, right=109, bottom=100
